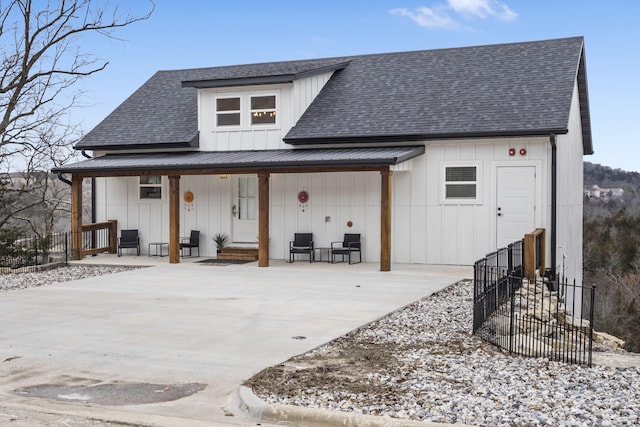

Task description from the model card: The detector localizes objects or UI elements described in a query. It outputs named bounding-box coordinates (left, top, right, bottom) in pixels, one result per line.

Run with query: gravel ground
left=0, top=265, right=138, bottom=292
left=247, top=280, right=640, bottom=427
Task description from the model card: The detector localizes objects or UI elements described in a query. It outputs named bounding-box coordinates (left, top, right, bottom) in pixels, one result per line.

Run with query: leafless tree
left=0, top=0, right=153, bottom=236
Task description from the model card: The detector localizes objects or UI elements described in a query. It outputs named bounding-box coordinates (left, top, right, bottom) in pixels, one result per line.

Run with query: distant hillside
left=584, top=161, right=640, bottom=191
left=583, top=162, right=640, bottom=353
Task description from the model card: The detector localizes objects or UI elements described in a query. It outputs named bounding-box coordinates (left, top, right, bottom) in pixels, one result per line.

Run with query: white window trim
left=214, top=92, right=279, bottom=129
left=139, top=175, right=164, bottom=201
left=250, top=95, right=277, bottom=126
left=440, top=162, right=482, bottom=205
left=215, top=96, right=241, bottom=127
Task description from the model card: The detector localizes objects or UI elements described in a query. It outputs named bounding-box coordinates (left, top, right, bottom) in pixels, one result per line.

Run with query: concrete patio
left=0, top=255, right=472, bottom=426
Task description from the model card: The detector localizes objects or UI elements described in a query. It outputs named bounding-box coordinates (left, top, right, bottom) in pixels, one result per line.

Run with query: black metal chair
left=118, top=229, right=140, bottom=256
left=331, top=233, right=361, bottom=264
left=289, top=233, right=314, bottom=263
left=180, top=230, right=200, bottom=257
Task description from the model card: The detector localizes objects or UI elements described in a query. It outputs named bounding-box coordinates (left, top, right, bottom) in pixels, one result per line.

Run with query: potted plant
left=213, top=233, right=228, bottom=254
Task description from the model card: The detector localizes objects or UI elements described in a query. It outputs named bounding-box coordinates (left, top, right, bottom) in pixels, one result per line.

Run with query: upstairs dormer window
left=251, top=95, right=276, bottom=125
left=216, top=97, right=241, bottom=126
left=215, top=93, right=277, bottom=128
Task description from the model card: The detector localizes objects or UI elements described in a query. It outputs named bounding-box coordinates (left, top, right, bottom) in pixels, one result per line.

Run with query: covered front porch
left=53, top=147, right=425, bottom=271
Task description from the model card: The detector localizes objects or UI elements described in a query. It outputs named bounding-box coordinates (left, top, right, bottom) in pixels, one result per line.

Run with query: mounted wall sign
left=184, top=191, right=195, bottom=212
left=297, top=191, right=309, bottom=204
left=298, top=190, right=309, bottom=213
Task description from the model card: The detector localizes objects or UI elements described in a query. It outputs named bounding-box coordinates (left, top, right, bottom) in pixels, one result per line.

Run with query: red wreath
left=297, top=191, right=309, bottom=203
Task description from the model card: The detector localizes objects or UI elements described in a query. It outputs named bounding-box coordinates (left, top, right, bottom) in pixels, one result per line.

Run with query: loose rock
left=247, top=280, right=640, bottom=427
left=0, top=265, right=138, bottom=292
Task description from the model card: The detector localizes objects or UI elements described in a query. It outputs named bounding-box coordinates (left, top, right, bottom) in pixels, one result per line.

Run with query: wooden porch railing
left=524, top=228, right=546, bottom=280
left=78, top=220, right=118, bottom=257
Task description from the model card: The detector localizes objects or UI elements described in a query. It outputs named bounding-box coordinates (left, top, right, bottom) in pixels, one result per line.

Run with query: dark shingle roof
left=52, top=146, right=425, bottom=175
left=75, top=37, right=592, bottom=154
left=75, top=58, right=351, bottom=150
left=76, top=69, right=199, bottom=150
left=286, top=37, right=591, bottom=153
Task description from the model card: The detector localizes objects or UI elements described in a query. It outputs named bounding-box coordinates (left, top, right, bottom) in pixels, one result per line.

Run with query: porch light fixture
left=219, top=174, right=228, bottom=180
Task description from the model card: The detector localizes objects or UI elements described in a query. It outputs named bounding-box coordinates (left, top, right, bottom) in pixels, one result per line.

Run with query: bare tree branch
left=0, top=0, right=153, bottom=236
left=1, top=0, right=153, bottom=146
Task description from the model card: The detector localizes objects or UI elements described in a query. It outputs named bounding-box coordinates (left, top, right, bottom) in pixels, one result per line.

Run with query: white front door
left=496, top=166, right=536, bottom=248
left=232, top=175, right=258, bottom=243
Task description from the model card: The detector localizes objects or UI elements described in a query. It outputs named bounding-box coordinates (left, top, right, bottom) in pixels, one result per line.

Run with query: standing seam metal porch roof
left=51, top=146, right=425, bottom=176
left=73, top=37, right=593, bottom=155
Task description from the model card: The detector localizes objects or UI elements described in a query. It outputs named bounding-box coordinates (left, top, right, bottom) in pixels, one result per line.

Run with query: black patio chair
left=180, top=230, right=200, bottom=257
left=118, top=229, right=140, bottom=256
left=331, top=233, right=361, bottom=264
left=289, top=233, right=314, bottom=263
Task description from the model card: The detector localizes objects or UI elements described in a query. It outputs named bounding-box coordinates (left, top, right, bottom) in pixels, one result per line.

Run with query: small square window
left=444, top=166, right=477, bottom=200
left=251, top=95, right=276, bottom=125
left=216, top=97, right=240, bottom=126
left=140, top=176, right=162, bottom=199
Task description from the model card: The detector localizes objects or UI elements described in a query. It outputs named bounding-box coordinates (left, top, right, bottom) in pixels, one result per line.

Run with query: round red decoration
left=509, top=148, right=516, bottom=156
left=519, top=148, right=527, bottom=156
left=297, top=191, right=309, bottom=204
left=347, top=221, right=353, bottom=227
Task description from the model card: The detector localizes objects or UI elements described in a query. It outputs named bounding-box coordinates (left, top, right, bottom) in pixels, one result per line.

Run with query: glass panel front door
left=232, top=175, right=258, bottom=242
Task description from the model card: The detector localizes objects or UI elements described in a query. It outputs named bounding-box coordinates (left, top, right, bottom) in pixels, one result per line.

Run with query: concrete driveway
left=0, top=258, right=471, bottom=426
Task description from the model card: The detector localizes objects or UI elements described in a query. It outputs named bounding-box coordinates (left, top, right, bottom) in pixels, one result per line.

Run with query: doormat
left=196, top=259, right=255, bottom=266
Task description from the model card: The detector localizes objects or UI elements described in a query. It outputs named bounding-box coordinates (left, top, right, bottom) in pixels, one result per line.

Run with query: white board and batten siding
left=269, top=171, right=381, bottom=262
left=95, top=171, right=383, bottom=260
left=95, top=176, right=171, bottom=251
left=390, top=137, right=549, bottom=266
left=96, top=135, right=552, bottom=265
left=197, top=72, right=334, bottom=152
left=554, top=81, right=586, bottom=284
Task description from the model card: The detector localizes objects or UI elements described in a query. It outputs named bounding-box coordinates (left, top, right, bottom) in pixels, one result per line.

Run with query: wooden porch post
left=380, top=167, right=392, bottom=271
left=169, top=175, right=181, bottom=263
left=71, top=174, right=83, bottom=260
left=258, top=172, right=270, bottom=267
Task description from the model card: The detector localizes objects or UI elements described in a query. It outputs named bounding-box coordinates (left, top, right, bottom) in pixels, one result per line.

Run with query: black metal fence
left=0, top=232, right=69, bottom=274
left=473, top=240, right=524, bottom=333
left=473, top=241, right=596, bottom=366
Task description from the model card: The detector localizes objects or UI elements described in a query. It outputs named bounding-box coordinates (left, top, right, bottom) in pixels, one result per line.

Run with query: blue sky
left=74, top=0, right=639, bottom=172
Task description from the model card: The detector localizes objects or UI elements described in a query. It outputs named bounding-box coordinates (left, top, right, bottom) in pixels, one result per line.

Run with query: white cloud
left=390, top=6, right=459, bottom=30
left=391, top=0, right=517, bottom=29
left=448, top=0, right=518, bottom=21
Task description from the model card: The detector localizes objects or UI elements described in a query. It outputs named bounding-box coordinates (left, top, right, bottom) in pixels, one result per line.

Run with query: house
left=52, top=37, right=593, bottom=282
left=584, top=185, right=624, bottom=199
